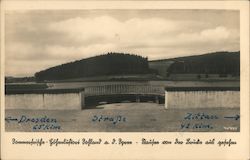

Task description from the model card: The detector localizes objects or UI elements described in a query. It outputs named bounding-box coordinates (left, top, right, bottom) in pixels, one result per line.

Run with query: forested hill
left=34, top=51, right=239, bottom=81
left=35, top=53, right=150, bottom=81
left=166, top=51, right=240, bottom=75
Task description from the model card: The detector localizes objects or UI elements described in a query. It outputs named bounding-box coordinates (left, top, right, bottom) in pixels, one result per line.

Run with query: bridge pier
left=80, top=91, right=85, bottom=109
left=136, top=95, right=140, bottom=103
left=155, top=96, right=159, bottom=104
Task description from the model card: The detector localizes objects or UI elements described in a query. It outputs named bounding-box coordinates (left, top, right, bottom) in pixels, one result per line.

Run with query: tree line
left=166, top=51, right=240, bottom=76
left=35, top=52, right=150, bottom=81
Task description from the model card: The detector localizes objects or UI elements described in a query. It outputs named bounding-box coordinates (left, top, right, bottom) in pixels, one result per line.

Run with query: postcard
left=1, top=0, right=249, bottom=159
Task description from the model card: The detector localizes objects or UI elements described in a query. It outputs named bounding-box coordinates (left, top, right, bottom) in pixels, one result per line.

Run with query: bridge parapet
left=84, top=84, right=165, bottom=96
left=5, top=84, right=165, bottom=109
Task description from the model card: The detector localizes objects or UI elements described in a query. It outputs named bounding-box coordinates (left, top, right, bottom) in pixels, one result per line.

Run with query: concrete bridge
left=84, top=84, right=164, bottom=96
left=5, top=83, right=240, bottom=110
left=83, top=84, right=165, bottom=108
left=5, top=84, right=165, bottom=110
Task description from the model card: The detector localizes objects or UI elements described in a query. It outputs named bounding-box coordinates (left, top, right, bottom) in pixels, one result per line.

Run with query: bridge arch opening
left=81, top=84, right=165, bottom=109
left=83, top=94, right=165, bottom=109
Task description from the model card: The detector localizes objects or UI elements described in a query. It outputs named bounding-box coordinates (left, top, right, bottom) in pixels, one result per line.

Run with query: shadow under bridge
left=82, top=84, right=165, bottom=109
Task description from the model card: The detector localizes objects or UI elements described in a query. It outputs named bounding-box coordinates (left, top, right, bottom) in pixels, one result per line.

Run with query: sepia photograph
left=4, top=9, right=241, bottom=132
left=1, top=1, right=249, bottom=160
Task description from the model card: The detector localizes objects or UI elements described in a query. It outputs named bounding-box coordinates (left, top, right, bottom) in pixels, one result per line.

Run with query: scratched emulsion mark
left=181, top=112, right=240, bottom=131
left=5, top=115, right=61, bottom=131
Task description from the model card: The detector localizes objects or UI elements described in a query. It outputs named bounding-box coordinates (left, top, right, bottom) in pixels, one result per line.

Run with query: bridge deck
left=84, top=84, right=165, bottom=96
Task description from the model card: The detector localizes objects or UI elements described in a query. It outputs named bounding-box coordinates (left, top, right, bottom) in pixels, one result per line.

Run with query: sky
left=5, top=10, right=240, bottom=77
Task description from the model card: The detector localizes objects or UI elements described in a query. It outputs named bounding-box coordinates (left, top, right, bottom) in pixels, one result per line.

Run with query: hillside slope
left=167, top=51, right=240, bottom=75
left=34, top=51, right=240, bottom=81
left=149, top=51, right=240, bottom=78
left=35, top=53, right=150, bottom=81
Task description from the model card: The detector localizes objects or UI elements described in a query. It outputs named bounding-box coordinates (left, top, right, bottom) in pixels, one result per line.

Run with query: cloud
left=48, top=16, right=238, bottom=48
left=174, top=26, right=237, bottom=45
left=201, top=26, right=230, bottom=40
left=5, top=13, right=240, bottom=76
left=48, top=16, right=180, bottom=46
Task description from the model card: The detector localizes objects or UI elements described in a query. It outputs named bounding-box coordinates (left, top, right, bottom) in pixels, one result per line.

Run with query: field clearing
left=5, top=103, right=240, bottom=132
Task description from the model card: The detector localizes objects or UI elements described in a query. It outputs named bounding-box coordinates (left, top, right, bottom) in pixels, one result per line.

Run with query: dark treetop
left=35, top=53, right=150, bottom=81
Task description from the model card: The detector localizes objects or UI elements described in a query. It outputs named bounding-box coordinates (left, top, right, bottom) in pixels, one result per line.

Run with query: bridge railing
left=84, top=84, right=165, bottom=96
